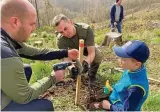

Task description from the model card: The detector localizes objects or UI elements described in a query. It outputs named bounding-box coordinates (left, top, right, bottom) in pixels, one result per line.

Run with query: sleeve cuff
left=110, top=104, right=113, bottom=111
left=62, top=49, right=68, bottom=57
left=50, top=75, right=57, bottom=85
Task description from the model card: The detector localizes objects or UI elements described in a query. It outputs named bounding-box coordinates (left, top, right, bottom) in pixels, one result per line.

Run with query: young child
left=89, top=40, right=150, bottom=111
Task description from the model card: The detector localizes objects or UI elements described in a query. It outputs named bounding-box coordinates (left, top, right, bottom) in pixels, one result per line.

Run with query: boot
left=88, top=62, right=100, bottom=82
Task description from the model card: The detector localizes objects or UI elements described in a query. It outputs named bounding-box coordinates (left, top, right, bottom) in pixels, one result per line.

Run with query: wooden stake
left=75, top=39, right=84, bottom=105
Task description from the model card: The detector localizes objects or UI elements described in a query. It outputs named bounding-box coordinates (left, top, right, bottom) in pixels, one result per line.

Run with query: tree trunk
left=101, top=32, right=122, bottom=47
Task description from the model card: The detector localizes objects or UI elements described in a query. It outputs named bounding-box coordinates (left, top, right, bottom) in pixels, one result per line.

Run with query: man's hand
left=70, top=67, right=79, bottom=79
left=68, top=49, right=79, bottom=60
left=102, top=100, right=111, bottom=110
left=114, top=22, right=117, bottom=26
left=82, top=60, right=89, bottom=74
left=51, top=70, right=65, bottom=82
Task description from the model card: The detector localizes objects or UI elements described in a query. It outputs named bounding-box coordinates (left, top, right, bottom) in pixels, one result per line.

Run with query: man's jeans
left=111, top=21, right=122, bottom=33
left=2, top=64, right=54, bottom=111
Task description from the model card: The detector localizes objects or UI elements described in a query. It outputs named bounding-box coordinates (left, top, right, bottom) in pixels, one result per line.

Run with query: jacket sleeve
left=119, top=5, right=124, bottom=22
left=110, top=5, right=115, bottom=24
left=110, top=86, right=144, bottom=111
left=1, top=57, right=56, bottom=104
left=18, top=42, right=68, bottom=60
left=122, top=6, right=124, bottom=20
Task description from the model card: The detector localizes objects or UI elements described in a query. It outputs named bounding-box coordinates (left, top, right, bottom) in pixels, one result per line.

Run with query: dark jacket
left=110, top=4, right=124, bottom=24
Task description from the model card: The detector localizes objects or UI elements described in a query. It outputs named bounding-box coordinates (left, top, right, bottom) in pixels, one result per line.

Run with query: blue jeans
left=111, top=21, right=122, bottom=33
left=2, top=64, right=54, bottom=111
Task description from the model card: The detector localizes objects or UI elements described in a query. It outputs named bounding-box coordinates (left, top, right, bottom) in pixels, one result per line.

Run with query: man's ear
left=10, top=17, right=21, bottom=28
left=68, top=19, right=73, bottom=24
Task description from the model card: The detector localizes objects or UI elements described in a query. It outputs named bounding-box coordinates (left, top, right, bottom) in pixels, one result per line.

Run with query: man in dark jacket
left=110, top=0, right=124, bottom=33
left=1, top=0, right=78, bottom=111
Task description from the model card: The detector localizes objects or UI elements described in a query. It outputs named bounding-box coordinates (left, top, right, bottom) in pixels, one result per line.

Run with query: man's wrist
left=50, top=75, right=57, bottom=85
left=68, top=64, right=74, bottom=70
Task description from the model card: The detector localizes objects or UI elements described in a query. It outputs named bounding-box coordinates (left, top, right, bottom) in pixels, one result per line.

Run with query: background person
left=110, top=0, right=124, bottom=33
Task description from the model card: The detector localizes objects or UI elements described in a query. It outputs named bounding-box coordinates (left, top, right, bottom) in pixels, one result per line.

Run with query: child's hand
left=102, top=100, right=111, bottom=110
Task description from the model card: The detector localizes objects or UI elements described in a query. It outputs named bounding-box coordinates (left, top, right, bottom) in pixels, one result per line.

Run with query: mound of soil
left=41, top=77, right=107, bottom=110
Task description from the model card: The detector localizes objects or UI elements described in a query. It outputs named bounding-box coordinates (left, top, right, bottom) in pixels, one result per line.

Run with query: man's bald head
left=1, top=0, right=37, bottom=42
left=1, top=0, right=36, bottom=22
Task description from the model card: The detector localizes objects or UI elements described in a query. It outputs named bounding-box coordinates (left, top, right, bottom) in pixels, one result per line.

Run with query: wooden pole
left=75, top=39, right=84, bottom=105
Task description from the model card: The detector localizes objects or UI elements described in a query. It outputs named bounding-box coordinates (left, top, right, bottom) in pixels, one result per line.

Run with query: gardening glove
left=103, top=80, right=113, bottom=95
left=70, top=67, right=79, bottom=79
left=82, top=60, right=89, bottom=74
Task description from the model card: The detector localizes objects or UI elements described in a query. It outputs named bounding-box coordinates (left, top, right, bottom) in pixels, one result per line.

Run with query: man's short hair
left=52, top=14, right=69, bottom=27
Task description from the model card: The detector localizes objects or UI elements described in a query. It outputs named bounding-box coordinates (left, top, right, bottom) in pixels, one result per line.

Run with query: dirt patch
left=41, top=77, right=105, bottom=111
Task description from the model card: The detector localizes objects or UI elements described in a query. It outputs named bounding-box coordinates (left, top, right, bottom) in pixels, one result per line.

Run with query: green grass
left=51, top=87, right=83, bottom=111
left=143, top=91, right=160, bottom=111
left=97, top=61, right=121, bottom=85
left=29, top=61, right=52, bottom=84
left=95, top=28, right=109, bottom=45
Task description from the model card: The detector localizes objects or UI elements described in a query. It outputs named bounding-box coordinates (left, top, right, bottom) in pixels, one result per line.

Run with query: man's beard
left=16, top=26, right=27, bottom=42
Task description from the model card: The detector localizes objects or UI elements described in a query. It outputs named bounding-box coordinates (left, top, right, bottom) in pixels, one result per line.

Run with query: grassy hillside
left=24, top=6, right=160, bottom=111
